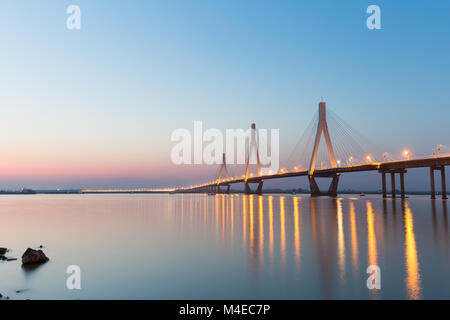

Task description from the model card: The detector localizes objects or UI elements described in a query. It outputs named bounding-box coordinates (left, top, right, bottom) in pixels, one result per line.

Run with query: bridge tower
left=244, top=122, right=263, bottom=195
left=216, top=153, right=231, bottom=194
left=308, top=101, right=340, bottom=197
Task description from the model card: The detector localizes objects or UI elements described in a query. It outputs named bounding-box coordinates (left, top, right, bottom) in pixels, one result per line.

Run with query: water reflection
left=293, top=197, right=301, bottom=270
left=366, top=201, right=378, bottom=267
left=268, top=196, right=274, bottom=264
left=336, top=198, right=346, bottom=281
left=349, top=201, right=359, bottom=273
left=258, top=196, right=264, bottom=265
left=2, top=194, right=449, bottom=299
left=402, top=201, right=421, bottom=299
left=279, top=196, right=286, bottom=268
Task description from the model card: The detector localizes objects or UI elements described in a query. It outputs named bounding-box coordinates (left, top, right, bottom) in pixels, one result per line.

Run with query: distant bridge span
left=175, top=156, right=450, bottom=199
left=175, top=101, right=449, bottom=199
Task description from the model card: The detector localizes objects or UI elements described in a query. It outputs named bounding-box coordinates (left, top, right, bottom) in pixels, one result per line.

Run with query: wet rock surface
left=21, top=248, right=49, bottom=265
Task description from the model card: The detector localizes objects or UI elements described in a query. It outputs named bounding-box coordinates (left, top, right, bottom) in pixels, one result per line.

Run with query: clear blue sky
left=0, top=0, right=449, bottom=189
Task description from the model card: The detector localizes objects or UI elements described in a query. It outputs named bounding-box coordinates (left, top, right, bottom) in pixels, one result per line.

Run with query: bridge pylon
left=244, top=122, right=263, bottom=195
left=216, top=153, right=231, bottom=194
left=308, top=101, right=340, bottom=197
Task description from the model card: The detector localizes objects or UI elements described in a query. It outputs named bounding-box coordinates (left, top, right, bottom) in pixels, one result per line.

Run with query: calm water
left=1, top=194, right=449, bottom=300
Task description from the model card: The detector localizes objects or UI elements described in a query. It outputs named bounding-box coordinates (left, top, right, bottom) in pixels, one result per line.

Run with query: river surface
left=0, top=194, right=449, bottom=299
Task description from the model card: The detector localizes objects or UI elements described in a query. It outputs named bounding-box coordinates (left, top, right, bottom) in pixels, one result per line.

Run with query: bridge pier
left=309, top=173, right=340, bottom=197
left=380, top=169, right=407, bottom=198
left=245, top=180, right=264, bottom=195
left=430, top=166, right=447, bottom=200
left=400, top=172, right=406, bottom=199
left=442, top=167, right=447, bottom=199
left=216, top=184, right=230, bottom=194
left=430, top=167, right=436, bottom=199
left=391, top=172, right=396, bottom=198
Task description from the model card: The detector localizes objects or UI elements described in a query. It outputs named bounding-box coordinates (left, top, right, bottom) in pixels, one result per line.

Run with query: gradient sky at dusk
left=1, top=0, right=449, bottom=189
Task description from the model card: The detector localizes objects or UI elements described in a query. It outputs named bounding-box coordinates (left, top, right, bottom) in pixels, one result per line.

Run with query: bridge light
left=337, top=160, right=341, bottom=167
left=434, top=145, right=441, bottom=157
left=403, top=150, right=411, bottom=160
left=366, top=155, right=372, bottom=163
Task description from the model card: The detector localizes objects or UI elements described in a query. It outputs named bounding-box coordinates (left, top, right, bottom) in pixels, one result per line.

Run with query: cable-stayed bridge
left=175, top=101, right=450, bottom=199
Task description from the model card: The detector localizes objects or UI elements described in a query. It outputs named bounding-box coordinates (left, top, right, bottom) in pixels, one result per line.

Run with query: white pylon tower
left=216, top=153, right=231, bottom=193
left=308, top=100, right=340, bottom=197
left=217, top=153, right=230, bottom=183
left=245, top=122, right=262, bottom=180
left=309, top=100, right=337, bottom=175
left=244, top=122, right=263, bottom=194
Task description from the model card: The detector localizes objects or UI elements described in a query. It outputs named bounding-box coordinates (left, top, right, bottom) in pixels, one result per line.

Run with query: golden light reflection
left=222, top=195, right=225, bottom=242
left=367, top=201, right=378, bottom=267
left=215, top=195, right=219, bottom=235
left=268, top=196, right=274, bottom=263
left=243, top=195, right=247, bottom=248
left=404, top=202, right=422, bottom=299
left=337, top=198, right=346, bottom=279
left=280, top=196, right=286, bottom=267
left=366, top=201, right=380, bottom=298
left=349, top=201, right=359, bottom=272
left=293, top=197, right=301, bottom=268
left=258, top=196, right=264, bottom=263
left=230, top=196, right=234, bottom=240
left=249, top=195, right=254, bottom=253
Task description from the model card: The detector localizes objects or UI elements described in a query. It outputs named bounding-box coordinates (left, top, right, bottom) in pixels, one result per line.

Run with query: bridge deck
left=176, top=156, right=450, bottom=192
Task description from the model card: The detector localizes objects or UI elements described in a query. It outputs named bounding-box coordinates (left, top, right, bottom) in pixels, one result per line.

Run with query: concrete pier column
left=391, top=172, right=396, bottom=198
left=441, top=167, right=447, bottom=200
left=400, top=172, right=406, bottom=198
left=382, top=172, right=387, bottom=198
left=430, top=167, right=436, bottom=200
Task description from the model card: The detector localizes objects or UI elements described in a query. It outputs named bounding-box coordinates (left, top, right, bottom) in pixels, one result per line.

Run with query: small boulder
left=21, top=248, right=49, bottom=265
left=0, top=247, right=7, bottom=255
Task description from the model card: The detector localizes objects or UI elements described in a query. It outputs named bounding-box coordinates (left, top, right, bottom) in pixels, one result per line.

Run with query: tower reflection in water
left=174, top=193, right=450, bottom=299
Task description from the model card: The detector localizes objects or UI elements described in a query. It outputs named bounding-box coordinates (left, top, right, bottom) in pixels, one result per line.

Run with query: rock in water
left=0, top=247, right=7, bottom=255
left=21, top=248, right=49, bottom=265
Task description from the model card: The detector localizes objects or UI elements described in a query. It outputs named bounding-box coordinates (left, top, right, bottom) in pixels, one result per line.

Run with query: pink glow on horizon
left=0, top=158, right=216, bottom=182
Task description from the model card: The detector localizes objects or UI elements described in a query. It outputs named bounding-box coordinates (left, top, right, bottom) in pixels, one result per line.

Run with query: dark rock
left=1, top=255, right=17, bottom=261
left=0, top=247, right=7, bottom=255
left=0, top=293, right=2, bottom=298
left=21, top=248, right=49, bottom=265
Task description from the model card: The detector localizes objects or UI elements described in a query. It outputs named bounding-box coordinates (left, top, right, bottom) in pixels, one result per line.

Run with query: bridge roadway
left=175, top=156, right=450, bottom=199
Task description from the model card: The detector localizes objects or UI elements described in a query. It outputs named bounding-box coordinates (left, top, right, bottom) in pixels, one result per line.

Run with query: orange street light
left=403, top=150, right=411, bottom=160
